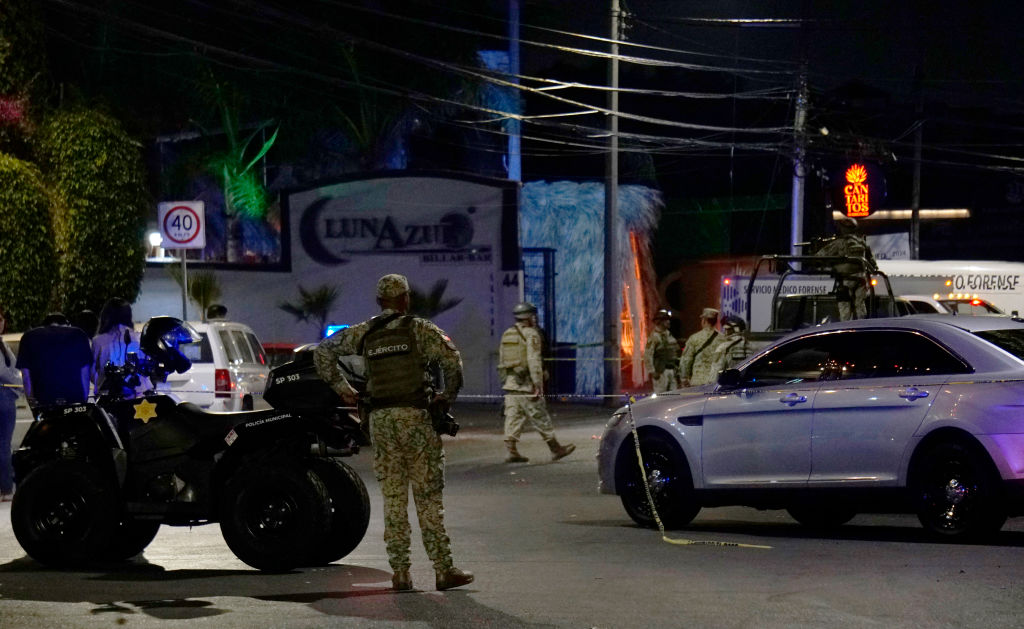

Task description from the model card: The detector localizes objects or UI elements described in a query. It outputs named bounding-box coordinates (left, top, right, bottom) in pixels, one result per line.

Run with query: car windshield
left=974, top=329, right=1024, bottom=360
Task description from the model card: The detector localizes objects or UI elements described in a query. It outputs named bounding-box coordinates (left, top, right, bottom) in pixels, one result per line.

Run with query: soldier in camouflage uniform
left=709, top=316, right=747, bottom=378
left=314, top=274, right=473, bottom=592
left=815, top=217, right=878, bottom=321
left=643, top=309, right=680, bottom=392
left=497, top=302, right=575, bottom=464
left=679, top=307, right=720, bottom=387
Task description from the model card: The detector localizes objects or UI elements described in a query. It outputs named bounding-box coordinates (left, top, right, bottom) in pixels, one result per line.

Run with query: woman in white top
left=92, top=298, right=150, bottom=398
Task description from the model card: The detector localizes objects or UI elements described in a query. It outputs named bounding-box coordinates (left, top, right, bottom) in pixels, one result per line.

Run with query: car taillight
left=215, top=368, right=234, bottom=398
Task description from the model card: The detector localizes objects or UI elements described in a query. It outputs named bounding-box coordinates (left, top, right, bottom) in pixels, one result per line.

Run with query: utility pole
left=507, top=0, right=521, bottom=182
left=790, top=60, right=808, bottom=256
left=603, top=0, right=621, bottom=398
left=910, top=65, right=923, bottom=259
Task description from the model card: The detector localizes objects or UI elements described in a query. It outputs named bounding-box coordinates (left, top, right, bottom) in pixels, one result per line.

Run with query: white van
left=164, top=320, right=270, bottom=411
left=876, top=260, right=1024, bottom=316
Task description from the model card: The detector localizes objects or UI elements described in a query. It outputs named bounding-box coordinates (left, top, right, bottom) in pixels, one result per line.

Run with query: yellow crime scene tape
left=464, top=387, right=772, bottom=549
left=624, top=396, right=772, bottom=550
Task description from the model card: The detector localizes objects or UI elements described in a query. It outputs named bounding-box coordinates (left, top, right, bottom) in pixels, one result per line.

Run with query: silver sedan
left=599, top=315, right=1024, bottom=539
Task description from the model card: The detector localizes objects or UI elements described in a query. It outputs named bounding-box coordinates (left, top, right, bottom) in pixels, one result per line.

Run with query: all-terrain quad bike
left=11, top=317, right=370, bottom=571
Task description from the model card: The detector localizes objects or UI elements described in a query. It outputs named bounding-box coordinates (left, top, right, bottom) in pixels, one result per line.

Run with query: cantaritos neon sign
left=844, top=163, right=870, bottom=217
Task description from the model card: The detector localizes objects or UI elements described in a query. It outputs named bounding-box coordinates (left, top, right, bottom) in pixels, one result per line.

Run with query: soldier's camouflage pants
left=652, top=368, right=680, bottom=393
left=369, top=407, right=453, bottom=572
left=503, top=392, right=555, bottom=442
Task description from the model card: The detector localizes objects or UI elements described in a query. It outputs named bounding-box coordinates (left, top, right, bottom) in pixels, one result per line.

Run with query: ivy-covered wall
left=0, top=154, right=57, bottom=330
left=35, top=109, right=149, bottom=315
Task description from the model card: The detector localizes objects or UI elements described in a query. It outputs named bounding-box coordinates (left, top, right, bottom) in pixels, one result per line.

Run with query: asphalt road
left=2, top=401, right=1024, bottom=628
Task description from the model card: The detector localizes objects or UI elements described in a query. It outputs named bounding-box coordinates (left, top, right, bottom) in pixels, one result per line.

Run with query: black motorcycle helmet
left=140, top=316, right=202, bottom=374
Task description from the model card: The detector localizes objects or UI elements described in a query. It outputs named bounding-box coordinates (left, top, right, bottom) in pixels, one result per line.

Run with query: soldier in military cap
left=679, top=307, right=720, bottom=386
left=643, top=308, right=681, bottom=393
left=314, top=273, right=473, bottom=592
left=497, top=301, right=576, bottom=464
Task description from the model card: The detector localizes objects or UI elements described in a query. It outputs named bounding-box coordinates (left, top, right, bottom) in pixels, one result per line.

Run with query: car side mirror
left=717, top=368, right=742, bottom=389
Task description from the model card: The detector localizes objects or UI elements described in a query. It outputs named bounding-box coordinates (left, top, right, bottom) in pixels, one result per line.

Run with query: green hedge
left=35, top=109, right=149, bottom=314
left=0, top=153, right=57, bottom=331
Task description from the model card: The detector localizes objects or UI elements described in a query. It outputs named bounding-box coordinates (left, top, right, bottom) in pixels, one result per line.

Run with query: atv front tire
left=307, top=457, right=371, bottom=565
left=219, top=462, right=331, bottom=571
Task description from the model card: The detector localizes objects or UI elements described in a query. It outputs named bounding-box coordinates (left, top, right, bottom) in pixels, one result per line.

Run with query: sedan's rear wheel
left=912, top=441, right=1006, bottom=540
left=618, top=432, right=700, bottom=529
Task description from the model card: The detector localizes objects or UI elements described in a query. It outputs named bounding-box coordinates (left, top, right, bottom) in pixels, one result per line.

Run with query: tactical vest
left=653, top=341, right=680, bottom=372
left=362, top=315, right=429, bottom=409
left=498, top=325, right=529, bottom=380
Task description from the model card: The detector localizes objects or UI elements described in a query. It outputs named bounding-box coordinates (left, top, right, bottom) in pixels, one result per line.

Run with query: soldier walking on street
left=643, top=309, right=680, bottom=393
left=314, top=274, right=473, bottom=592
left=497, top=302, right=575, bottom=464
left=679, top=308, right=720, bottom=387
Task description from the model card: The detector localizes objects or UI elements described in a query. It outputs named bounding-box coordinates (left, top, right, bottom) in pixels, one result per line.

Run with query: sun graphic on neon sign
left=845, top=164, right=868, bottom=184
left=843, top=163, right=870, bottom=217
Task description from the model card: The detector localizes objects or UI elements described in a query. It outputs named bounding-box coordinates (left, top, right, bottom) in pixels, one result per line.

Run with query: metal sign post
left=157, top=201, right=206, bottom=321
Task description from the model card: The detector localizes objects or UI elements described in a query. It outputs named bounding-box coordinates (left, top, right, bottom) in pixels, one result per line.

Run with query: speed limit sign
left=158, top=201, right=206, bottom=249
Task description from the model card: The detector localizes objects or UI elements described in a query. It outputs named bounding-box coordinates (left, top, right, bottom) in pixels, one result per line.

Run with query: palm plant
left=409, top=279, right=462, bottom=319
left=279, top=284, right=341, bottom=337
left=166, top=267, right=222, bottom=321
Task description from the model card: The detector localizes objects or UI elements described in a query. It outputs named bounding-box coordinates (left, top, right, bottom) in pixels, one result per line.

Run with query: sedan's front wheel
left=618, top=432, right=700, bottom=529
left=912, top=441, right=1006, bottom=540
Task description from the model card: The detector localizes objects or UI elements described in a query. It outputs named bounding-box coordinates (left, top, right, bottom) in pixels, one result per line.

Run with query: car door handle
left=898, top=387, right=930, bottom=400
left=780, top=392, right=808, bottom=406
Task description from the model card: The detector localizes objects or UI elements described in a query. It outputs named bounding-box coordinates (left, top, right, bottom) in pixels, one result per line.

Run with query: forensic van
left=875, top=259, right=1024, bottom=316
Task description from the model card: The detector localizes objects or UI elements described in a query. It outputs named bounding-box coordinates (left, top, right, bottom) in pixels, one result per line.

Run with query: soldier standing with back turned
left=679, top=307, right=720, bottom=387
left=497, top=302, right=576, bottom=464
left=314, top=273, right=473, bottom=592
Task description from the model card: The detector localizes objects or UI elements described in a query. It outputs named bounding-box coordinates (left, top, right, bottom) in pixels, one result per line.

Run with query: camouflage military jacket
left=679, top=327, right=719, bottom=385
left=643, top=328, right=679, bottom=375
left=500, top=322, right=545, bottom=393
left=314, top=308, right=463, bottom=403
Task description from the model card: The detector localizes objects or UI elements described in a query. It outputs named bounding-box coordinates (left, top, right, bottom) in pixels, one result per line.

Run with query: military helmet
left=513, top=302, right=538, bottom=320
left=653, top=308, right=672, bottom=321
left=836, top=217, right=859, bottom=234
left=722, top=315, right=747, bottom=333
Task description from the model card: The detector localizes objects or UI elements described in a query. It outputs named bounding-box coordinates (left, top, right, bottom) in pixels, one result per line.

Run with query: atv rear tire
left=108, top=519, right=162, bottom=560
left=307, top=457, right=371, bottom=565
left=11, top=459, right=118, bottom=567
left=219, top=462, right=331, bottom=571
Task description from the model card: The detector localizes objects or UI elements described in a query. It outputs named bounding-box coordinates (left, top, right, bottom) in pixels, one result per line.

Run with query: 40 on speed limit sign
left=158, top=201, right=206, bottom=249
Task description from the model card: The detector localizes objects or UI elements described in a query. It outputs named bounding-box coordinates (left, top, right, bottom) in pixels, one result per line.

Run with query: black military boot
left=392, top=569, right=412, bottom=591
left=547, top=439, right=576, bottom=461
left=505, top=439, right=529, bottom=463
left=436, top=567, right=474, bottom=591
